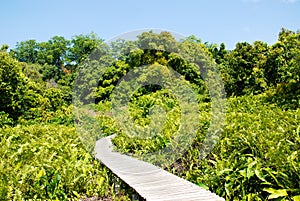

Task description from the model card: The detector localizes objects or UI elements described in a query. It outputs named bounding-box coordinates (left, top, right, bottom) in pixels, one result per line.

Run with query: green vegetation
left=0, top=125, right=110, bottom=200
left=0, top=28, right=299, bottom=200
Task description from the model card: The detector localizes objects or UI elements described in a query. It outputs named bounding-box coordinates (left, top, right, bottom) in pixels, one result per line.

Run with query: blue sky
left=0, top=0, right=299, bottom=50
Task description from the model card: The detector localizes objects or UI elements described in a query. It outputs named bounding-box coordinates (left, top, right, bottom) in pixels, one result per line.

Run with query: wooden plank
left=95, top=135, right=225, bottom=201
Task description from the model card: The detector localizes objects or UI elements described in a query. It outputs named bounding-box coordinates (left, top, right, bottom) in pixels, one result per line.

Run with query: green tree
left=265, top=28, right=300, bottom=108
left=273, top=28, right=300, bottom=84
left=0, top=52, right=55, bottom=122
left=67, top=33, right=103, bottom=66
left=223, top=41, right=269, bottom=96
left=0, top=51, right=30, bottom=120
left=12, top=39, right=39, bottom=63
left=137, top=31, right=178, bottom=52
left=94, top=31, right=213, bottom=103
left=37, top=36, right=69, bottom=67
left=21, top=63, right=44, bottom=84
left=207, top=42, right=228, bottom=65
left=0, top=44, right=9, bottom=52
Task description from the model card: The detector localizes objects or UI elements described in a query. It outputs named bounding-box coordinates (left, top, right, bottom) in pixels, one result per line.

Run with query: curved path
left=95, top=135, right=225, bottom=201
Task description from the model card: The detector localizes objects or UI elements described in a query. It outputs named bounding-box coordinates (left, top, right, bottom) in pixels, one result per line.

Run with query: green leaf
left=263, top=188, right=288, bottom=199
left=56, top=174, right=61, bottom=181
left=255, top=169, right=266, bottom=182
left=197, top=183, right=209, bottom=190
left=73, top=191, right=80, bottom=198
left=293, top=195, right=300, bottom=201
left=239, top=169, right=247, bottom=178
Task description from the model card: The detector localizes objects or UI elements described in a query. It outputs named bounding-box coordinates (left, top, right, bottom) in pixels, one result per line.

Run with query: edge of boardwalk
left=95, top=135, right=225, bottom=201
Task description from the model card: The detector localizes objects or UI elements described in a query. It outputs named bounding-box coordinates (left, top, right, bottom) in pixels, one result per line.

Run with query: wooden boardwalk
left=95, top=135, right=225, bottom=201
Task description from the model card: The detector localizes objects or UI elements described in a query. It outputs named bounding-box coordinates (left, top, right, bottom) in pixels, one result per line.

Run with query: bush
left=0, top=124, right=117, bottom=200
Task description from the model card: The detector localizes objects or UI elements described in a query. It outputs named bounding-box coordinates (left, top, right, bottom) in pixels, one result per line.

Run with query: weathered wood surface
left=95, top=135, right=225, bottom=201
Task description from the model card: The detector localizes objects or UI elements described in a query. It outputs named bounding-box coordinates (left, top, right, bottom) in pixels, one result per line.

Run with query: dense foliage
left=0, top=125, right=111, bottom=200
left=0, top=28, right=299, bottom=200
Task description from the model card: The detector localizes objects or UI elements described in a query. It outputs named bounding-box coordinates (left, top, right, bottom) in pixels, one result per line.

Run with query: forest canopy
left=0, top=28, right=299, bottom=200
